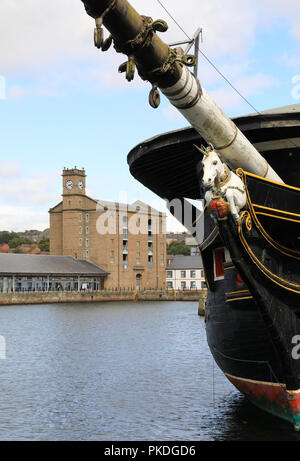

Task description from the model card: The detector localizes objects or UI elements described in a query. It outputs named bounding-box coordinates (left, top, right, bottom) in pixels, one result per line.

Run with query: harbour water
left=0, top=301, right=299, bottom=441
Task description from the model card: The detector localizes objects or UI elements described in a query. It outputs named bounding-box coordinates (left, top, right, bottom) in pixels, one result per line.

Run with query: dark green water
left=0, top=301, right=299, bottom=441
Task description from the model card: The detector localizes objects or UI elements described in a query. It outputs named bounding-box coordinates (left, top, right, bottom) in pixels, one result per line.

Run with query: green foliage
left=0, top=231, right=33, bottom=247
left=167, top=240, right=190, bottom=256
left=8, top=237, right=32, bottom=248
left=38, top=237, right=50, bottom=252
left=0, top=231, right=18, bottom=244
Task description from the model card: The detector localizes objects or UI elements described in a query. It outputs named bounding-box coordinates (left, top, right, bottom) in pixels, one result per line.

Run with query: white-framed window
left=79, top=213, right=82, bottom=222
left=86, top=213, right=89, bottom=223
left=190, top=270, right=196, bottom=278
left=181, top=271, right=186, bottom=278
left=79, top=238, right=82, bottom=247
left=167, top=271, right=173, bottom=278
left=79, top=226, right=82, bottom=234
left=167, top=281, right=173, bottom=289
left=86, top=226, right=89, bottom=235
left=181, top=281, right=186, bottom=290
left=85, top=239, right=89, bottom=247
left=190, top=281, right=196, bottom=289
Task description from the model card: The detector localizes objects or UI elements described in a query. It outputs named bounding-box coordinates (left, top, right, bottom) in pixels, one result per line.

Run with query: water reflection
left=0, top=301, right=298, bottom=441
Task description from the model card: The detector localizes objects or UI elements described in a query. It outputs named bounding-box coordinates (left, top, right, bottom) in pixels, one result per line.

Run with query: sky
left=0, top=0, right=300, bottom=232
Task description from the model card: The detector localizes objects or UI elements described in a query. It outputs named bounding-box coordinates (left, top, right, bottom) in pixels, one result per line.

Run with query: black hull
left=205, top=280, right=286, bottom=385
left=127, top=104, right=300, bottom=429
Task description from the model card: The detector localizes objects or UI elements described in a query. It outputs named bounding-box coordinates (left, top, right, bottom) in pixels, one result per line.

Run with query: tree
left=167, top=241, right=190, bottom=256
left=8, top=236, right=33, bottom=248
left=8, top=237, right=22, bottom=249
left=0, top=231, right=18, bottom=244
left=38, top=237, right=50, bottom=252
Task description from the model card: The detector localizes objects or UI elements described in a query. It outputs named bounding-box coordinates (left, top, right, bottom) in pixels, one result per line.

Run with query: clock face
left=78, top=181, right=84, bottom=190
left=66, top=180, right=73, bottom=190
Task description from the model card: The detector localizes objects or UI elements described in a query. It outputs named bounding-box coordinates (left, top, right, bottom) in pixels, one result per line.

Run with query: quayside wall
left=0, top=290, right=207, bottom=309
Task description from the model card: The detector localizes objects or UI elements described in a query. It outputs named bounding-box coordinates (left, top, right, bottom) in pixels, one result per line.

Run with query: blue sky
left=0, top=0, right=300, bottom=231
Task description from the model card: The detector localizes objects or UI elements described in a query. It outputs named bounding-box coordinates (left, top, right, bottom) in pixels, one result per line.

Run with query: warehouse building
left=49, top=167, right=167, bottom=290
left=0, top=254, right=108, bottom=292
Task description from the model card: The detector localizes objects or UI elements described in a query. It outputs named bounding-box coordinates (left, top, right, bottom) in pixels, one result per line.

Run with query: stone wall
left=0, top=290, right=207, bottom=307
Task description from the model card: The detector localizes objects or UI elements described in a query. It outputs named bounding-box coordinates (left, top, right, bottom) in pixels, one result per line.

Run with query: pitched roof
left=0, top=254, right=108, bottom=276
left=167, top=255, right=203, bottom=270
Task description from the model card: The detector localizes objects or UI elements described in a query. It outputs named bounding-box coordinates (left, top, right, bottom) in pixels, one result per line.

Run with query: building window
left=167, top=281, right=173, bottom=289
left=201, top=281, right=207, bottom=289
left=110, top=250, right=114, bottom=264
left=110, top=239, right=114, bottom=245
left=123, top=254, right=128, bottom=269
left=181, top=271, right=186, bottom=278
left=190, top=281, right=196, bottom=289
left=68, top=200, right=71, bottom=208
left=181, top=281, right=186, bottom=290
left=86, top=213, right=89, bottom=223
left=190, top=270, right=196, bottom=278
left=79, top=213, right=82, bottom=222
left=79, top=238, right=82, bottom=246
left=167, top=271, right=173, bottom=278
left=136, top=241, right=140, bottom=248
left=160, top=254, right=164, bottom=266
left=85, top=239, right=89, bottom=247
left=85, top=250, right=89, bottom=258
left=79, top=226, right=82, bottom=234
left=123, top=215, right=128, bottom=227
left=86, top=226, right=89, bottom=235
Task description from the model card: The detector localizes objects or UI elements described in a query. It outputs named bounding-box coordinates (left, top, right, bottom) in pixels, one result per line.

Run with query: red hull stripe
left=225, top=373, right=300, bottom=429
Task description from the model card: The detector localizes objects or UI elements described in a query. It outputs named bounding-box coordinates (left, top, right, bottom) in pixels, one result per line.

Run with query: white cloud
left=0, top=206, right=48, bottom=232
left=0, top=2, right=271, bottom=75
left=0, top=160, right=59, bottom=208
left=264, top=0, right=300, bottom=40
left=0, top=160, right=22, bottom=179
left=210, top=73, right=279, bottom=111
left=0, top=0, right=296, bottom=104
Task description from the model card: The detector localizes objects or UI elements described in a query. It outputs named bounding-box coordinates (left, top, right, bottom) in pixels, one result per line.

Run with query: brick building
left=49, top=168, right=167, bottom=290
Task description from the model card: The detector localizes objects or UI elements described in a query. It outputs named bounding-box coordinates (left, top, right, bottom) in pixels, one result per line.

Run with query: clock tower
left=62, top=167, right=86, bottom=202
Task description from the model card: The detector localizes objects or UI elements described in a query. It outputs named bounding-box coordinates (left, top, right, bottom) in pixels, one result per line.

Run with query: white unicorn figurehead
left=194, top=143, right=226, bottom=189
left=194, top=143, right=246, bottom=222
